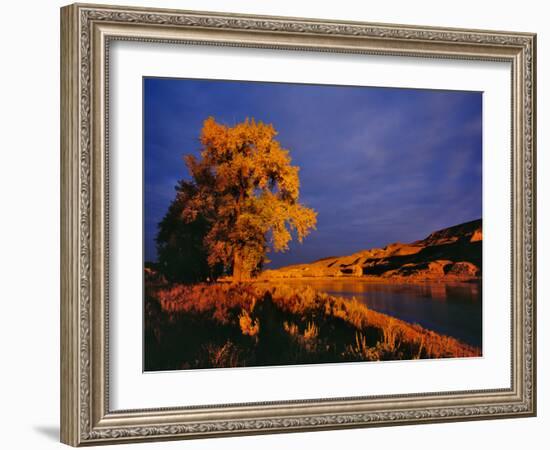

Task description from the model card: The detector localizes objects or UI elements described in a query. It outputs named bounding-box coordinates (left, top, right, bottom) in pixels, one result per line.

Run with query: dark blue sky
left=144, top=78, right=482, bottom=268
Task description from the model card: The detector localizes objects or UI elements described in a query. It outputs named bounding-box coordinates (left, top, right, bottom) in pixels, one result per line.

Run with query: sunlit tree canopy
left=157, top=117, right=317, bottom=282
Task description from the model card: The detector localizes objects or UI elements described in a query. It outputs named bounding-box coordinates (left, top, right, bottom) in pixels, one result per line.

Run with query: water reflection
left=274, top=279, right=482, bottom=347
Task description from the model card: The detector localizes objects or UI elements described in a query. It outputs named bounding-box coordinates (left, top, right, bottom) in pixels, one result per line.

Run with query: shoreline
left=252, top=278, right=481, bottom=348
left=221, top=275, right=481, bottom=285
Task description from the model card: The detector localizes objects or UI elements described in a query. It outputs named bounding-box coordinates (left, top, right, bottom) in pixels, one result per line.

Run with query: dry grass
left=145, top=281, right=480, bottom=370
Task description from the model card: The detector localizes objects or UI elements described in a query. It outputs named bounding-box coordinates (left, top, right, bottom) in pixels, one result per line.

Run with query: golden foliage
left=179, top=117, right=317, bottom=281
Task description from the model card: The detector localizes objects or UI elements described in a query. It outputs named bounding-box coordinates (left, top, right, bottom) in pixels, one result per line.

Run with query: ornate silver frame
left=60, top=3, right=536, bottom=446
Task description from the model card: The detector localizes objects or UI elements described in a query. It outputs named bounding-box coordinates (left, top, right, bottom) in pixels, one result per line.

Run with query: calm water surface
left=275, top=279, right=482, bottom=348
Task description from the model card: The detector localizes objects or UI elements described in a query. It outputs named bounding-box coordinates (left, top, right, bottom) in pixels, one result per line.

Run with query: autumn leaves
left=157, top=117, right=317, bottom=282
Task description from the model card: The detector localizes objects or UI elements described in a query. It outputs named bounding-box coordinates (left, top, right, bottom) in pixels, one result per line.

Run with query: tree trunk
left=232, top=250, right=243, bottom=282
left=232, top=250, right=249, bottom=282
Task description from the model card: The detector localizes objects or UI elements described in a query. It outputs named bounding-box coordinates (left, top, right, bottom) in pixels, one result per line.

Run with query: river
left=268, top=279, right=482, bottom=347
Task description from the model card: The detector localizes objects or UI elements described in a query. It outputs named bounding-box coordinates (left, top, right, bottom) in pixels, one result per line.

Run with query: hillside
left=260, top=219, right=482, bottom=282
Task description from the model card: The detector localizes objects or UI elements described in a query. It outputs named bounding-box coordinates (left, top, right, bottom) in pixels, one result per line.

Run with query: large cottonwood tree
left=157, top=117, right=317, bottom=282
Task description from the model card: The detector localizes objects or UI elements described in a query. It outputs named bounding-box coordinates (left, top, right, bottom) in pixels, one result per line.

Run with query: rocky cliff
left=260, top=219, right=482, bottom=281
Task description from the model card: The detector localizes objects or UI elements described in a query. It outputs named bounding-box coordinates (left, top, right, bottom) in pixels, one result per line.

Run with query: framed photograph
left=60, top=3, right=536, bottom=446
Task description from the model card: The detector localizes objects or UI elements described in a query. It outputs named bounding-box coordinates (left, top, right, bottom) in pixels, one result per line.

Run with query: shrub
left=239, top=309, right=260, bottom=338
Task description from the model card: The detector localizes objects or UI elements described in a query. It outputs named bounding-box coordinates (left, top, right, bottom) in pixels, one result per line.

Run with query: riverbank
left=144, top=281, right=481, bottom=371
left=248, top=275, right=481, bottom=284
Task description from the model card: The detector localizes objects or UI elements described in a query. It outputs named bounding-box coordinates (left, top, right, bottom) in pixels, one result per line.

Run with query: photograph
left=143, top=77, right=483, bottom=371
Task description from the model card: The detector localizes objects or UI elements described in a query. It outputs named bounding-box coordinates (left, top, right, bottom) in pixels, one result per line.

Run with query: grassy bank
left=145, top=282, right=480, bottom=371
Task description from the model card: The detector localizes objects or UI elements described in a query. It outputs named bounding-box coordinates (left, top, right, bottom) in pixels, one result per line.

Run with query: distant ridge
left=260, top=219, right=482, bottom=281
